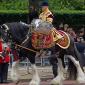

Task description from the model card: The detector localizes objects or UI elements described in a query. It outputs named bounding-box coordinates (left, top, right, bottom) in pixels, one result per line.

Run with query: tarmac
left=0, top=66, right=85, bottom=85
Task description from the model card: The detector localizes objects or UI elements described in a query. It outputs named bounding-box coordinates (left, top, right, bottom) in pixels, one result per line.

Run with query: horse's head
left=0, top=24, right=10, bottom=42
left=0, top=22, right=30, bottom=44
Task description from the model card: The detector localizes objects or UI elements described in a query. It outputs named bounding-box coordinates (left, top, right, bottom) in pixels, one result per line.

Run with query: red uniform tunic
left=0, top=39, right=10, bottom=63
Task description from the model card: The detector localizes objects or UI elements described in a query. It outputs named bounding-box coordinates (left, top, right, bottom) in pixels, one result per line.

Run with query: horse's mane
left=4, top=22, right=29, bottom=43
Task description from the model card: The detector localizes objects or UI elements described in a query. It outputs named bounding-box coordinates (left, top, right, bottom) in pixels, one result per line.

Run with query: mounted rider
left=39, top=2, right=62, bottom=78
left=39, top=2, right=63, bottom=41
left=39, top=2, right=53, bottom=23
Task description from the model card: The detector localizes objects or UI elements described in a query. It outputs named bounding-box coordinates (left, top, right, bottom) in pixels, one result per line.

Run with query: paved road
left=8, top=66, right=54, bottom=80
left=0, top=80, right=85, bottom=85
left=1, top=66, right=84, bottom=85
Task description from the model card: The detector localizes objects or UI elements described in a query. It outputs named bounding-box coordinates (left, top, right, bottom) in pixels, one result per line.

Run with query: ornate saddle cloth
left=55, top=30, right=70, bottom=49
left=32, top=32, right=54, bottom=49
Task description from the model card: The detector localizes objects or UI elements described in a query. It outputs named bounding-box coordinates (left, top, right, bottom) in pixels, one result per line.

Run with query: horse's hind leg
left=10, top=60, right=20, bottom=83
left=68, top=55, right=85, bottom=84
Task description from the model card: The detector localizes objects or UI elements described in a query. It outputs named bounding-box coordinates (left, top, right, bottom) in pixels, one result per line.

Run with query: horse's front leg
left=29, top=64, right=40, bottom=85
left=68, top=55, right=85, bottom=84
left=10, top=60, right=20, bottom=83
left=51, top=58, right=65, bottom=85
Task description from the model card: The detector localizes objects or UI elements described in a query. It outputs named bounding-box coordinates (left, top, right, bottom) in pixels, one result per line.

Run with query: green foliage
left=0, top=0, right=28, bottom=10
left=0, top=0, right=85, bottom=11
left=0, top=0, right=84, bottom=14
left=67, top=0, right=85, bottom=10
left=48, top=0, right=85, bottom=28
left=49, top=0, right=85, bottom=11
left=0, top=0, right=84, bottom=28
left=53, top=10, right=85, bottom=14
left=0, top=10, right=28, bottom=14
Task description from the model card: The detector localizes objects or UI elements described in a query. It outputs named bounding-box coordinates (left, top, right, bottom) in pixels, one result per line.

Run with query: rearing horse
left=0, top=19, right=85, bottom=85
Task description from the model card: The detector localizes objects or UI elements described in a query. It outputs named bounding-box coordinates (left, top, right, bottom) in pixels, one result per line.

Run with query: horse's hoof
left=50, top=83, right=60, bottom=85
left=14, top=80, right=20, bottom=85
left=51, top=78, right=63, bottom=85
left=77, top=78, right=85, bottom=84
left=51, top=80, right=61, bottom=85
left=29, top=80, right=40, bottom=85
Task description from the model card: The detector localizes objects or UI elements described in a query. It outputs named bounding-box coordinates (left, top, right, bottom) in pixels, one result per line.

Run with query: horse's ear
left=0, top=25, right=3, bottom=29
left=1, top=24, right=6, bottom=30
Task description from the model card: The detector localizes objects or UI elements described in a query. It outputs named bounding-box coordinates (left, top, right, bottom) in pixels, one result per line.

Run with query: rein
left=15, top=44, right=45, bottom=57
left=15, top=44, right=38, bottom=53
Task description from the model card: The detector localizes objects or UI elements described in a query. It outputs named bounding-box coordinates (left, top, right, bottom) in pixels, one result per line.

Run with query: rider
left=39, top=2, right=53, bottom=23
left=39, top=2, right=63, bottom=41
left=39, top=2, right=59, bottom=77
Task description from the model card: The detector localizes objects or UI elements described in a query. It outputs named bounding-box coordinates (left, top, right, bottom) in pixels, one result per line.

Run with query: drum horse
left=0, top=19, right=85, bottom=85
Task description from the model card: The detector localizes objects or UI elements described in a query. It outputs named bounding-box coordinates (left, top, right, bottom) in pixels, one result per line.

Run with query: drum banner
left=32, top=32, right=54, bottom=49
